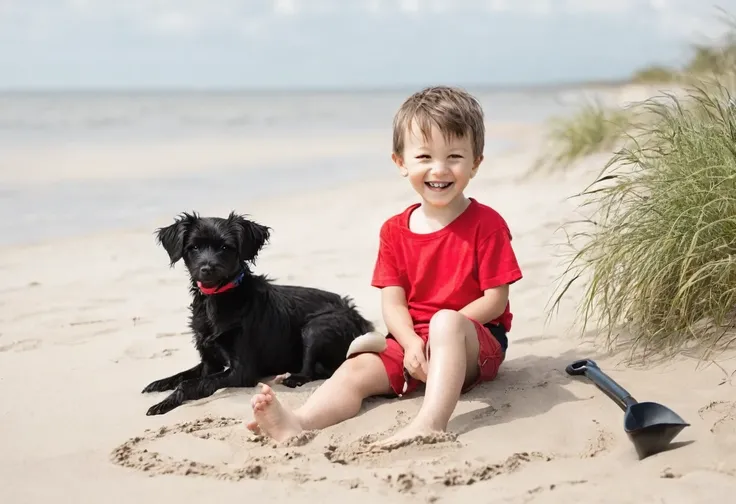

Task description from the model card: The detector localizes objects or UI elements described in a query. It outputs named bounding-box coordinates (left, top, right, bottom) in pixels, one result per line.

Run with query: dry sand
left=2, top=117, right=736, bottom=504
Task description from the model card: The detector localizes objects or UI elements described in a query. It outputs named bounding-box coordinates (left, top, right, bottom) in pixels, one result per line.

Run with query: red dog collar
left=197, top=270, right=246, bottom=295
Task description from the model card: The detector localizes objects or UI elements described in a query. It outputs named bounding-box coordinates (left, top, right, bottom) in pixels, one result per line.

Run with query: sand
left=2, top=104, right=736, bottom=503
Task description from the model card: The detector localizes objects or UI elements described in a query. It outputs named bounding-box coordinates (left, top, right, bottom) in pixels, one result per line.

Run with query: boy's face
left=392, top=123, right=482, bottom=209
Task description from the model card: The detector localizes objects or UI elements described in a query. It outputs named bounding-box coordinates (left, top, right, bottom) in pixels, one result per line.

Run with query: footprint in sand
left=111, top=417, right=268, bottom=481
left=579, top=427, right=616, bottom=458
left=698, top=401, right=736, bottom=436
left=323, top=431, right=462, bottom=467
left=0, top=338, right=42, bottom=353
left=437, top=451, right=555, bottom=488
left=111, top=416, right=323, bottom=484
left=111, top=415, right=561, bottom=497
left=323, top=435, right=554, bottom=496
left=118, top=416, right=461, bottom=488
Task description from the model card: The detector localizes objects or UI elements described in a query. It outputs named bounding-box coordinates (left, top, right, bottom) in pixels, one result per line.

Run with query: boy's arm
left=380, top=286, right=422, bottom=349
left=462, top=223, right=521, bottom=325
left=458, top=284, right=510, bottom=326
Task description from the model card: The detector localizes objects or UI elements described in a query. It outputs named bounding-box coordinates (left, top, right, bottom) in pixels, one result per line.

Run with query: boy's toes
left=246, top=420, right=261, bottom=434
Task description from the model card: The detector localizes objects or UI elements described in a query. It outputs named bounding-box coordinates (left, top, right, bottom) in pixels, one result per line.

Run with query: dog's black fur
left=142, top=211, right=375, bottom=416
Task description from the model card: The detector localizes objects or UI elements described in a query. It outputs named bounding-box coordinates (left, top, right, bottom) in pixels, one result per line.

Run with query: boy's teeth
left=428, top=182, right=450, bottom=188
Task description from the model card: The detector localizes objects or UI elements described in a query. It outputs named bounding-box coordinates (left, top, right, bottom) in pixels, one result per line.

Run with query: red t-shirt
left=371, top=198, right=522, bottom=333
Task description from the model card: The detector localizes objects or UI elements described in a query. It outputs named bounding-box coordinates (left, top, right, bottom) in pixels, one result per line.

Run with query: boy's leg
left=377, top=309, right=498, bottom=445
left=247, top=352, right=393, bottom=443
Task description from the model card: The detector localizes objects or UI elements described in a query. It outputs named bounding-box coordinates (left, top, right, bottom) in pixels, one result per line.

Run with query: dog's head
left=155, top=211, right=271, bottom=288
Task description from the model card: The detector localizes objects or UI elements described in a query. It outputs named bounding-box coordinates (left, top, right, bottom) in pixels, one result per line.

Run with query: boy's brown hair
left=392, top=85, right=485, bottom=159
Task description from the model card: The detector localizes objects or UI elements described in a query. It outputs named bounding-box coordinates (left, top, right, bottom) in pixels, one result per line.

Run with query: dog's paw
left=146, top=399, right=179, bottom=416
left=141, top=379, right=176, bottom=393
left=242, top=378, right=259, bottom=388
left=281, top=374, right=311, bottom=388
left=270, top=373, right=291, bottom=385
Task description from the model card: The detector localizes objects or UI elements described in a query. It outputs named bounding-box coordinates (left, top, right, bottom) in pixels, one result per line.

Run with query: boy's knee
left=333, top=353, right=385, bottom=393
left=429, top=309, right=473, bottom=346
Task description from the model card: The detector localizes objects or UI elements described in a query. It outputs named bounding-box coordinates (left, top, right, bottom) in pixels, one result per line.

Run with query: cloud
left=486, top=0, right=508, bottom=12
left=364, top=0, right=382, bottom=14
left=562, top=0, right=640, bottom=14
left=1, top=0, right=735, bottom=44
left=273, top=0, right=297, bottom=16
left=649, top=0, right=669, bottom=10
left=3, top=0, right=736, bottom=89
left=399, top=0, right=420, bottom=13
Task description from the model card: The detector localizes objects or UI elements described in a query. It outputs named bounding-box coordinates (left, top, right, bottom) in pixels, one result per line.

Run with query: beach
left=1, top=85, right=735, bottom=503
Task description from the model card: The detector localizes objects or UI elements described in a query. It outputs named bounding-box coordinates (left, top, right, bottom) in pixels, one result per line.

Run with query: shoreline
left=0, top=121, right=536, bottom=248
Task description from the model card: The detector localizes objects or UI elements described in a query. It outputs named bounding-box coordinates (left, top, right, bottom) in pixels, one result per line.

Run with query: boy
left=246, top=85, right=522, bottom=446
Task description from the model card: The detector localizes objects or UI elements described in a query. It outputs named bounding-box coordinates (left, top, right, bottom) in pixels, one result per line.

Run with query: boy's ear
left=392, top=152, right=408, bottom=177
left=470, top=154, right=484, bottom=178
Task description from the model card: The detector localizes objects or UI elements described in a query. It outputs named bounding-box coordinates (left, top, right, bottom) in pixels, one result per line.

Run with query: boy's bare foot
left=246, top=384, right=303, bottom=443
left=372, top=423, right=443, bottom=450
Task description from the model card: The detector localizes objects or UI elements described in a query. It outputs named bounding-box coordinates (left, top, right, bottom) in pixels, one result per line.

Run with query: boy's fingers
left=418, top=354, right=428, bottom=373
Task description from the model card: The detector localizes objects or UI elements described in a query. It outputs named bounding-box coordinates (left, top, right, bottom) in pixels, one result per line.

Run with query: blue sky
left=1, top=0, right=733, bottom=89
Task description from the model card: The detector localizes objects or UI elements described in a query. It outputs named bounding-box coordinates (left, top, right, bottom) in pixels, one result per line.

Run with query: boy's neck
left=419, top=195, right=471, bottom=225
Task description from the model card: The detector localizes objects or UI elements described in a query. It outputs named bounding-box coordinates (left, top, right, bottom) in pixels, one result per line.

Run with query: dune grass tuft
left=529, top=9, right=736, bottom=179
left=630, top=65, right=680, bottom=84
left=550, top=81, right=736, bottom=362
left=528, top=100, right=633, bottom=176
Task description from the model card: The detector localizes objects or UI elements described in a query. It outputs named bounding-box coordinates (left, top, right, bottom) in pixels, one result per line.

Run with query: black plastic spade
left=565, top=359, right=690, bottom=459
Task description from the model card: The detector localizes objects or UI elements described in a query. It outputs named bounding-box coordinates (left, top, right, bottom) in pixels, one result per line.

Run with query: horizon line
left=0, top=77, right=633, bottom=94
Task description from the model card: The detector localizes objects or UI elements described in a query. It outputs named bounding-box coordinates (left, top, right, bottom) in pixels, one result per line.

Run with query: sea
left=0, top=87, right=586, bottom=245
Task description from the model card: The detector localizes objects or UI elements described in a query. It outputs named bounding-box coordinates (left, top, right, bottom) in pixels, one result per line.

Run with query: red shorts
left=376, top=318, right=506, bottom=397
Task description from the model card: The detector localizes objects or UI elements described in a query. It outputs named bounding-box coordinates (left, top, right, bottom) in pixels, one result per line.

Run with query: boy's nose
left=429, top=162, right=450, bottom=174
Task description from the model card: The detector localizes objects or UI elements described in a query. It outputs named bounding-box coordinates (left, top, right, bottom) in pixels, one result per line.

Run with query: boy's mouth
left=425, top=181, right=453, bottom=191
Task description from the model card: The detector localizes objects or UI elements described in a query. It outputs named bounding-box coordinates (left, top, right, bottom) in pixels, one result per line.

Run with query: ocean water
left=0, top=87, right=579, bottom=245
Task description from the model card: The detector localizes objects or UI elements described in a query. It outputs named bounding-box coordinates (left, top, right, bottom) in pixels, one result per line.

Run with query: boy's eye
left=415, top=154, right=430, bottom=159
left=449, top=154, right=463, bottom=159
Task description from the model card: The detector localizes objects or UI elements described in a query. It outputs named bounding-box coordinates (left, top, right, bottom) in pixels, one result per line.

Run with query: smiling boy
left=246, top=85, right=523, bottom=446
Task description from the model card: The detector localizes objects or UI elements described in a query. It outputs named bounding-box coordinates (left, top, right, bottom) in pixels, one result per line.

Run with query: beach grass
left=527, top=100, right=634, bottom=176
left=630, top=65, right=680, bottom=84
left=549, top=80, right=736, bottom=362
left=529, top=9, right=736, bottom=178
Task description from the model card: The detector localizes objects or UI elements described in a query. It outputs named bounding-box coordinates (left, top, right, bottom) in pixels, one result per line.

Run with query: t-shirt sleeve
left=371, top=221, right=403, bottom=289
left=477, top=226, right=523, bottom=291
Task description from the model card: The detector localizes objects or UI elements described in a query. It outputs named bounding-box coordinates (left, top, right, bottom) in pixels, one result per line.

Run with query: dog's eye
left=220, top=245, right=230, bottom=251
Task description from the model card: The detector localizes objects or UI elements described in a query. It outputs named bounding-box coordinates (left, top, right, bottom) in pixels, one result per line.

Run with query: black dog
left=142, top=211, right=375, bottom=416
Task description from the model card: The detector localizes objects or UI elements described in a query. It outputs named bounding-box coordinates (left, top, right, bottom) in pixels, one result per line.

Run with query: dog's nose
left=199, top=264, right=213, bottom=276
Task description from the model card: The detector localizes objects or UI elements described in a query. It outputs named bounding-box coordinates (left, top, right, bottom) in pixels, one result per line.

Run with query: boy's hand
left=403, top=338, right=428, bottom=382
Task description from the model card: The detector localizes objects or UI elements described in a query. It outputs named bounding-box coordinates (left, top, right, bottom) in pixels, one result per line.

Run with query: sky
left=0, top=0, right=734, bottom=90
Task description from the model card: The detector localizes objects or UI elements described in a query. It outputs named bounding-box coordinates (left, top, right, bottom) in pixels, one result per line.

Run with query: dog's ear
left=155, top=212, right=198, bottom=265
left=228, top=212, right=271, bottom=263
